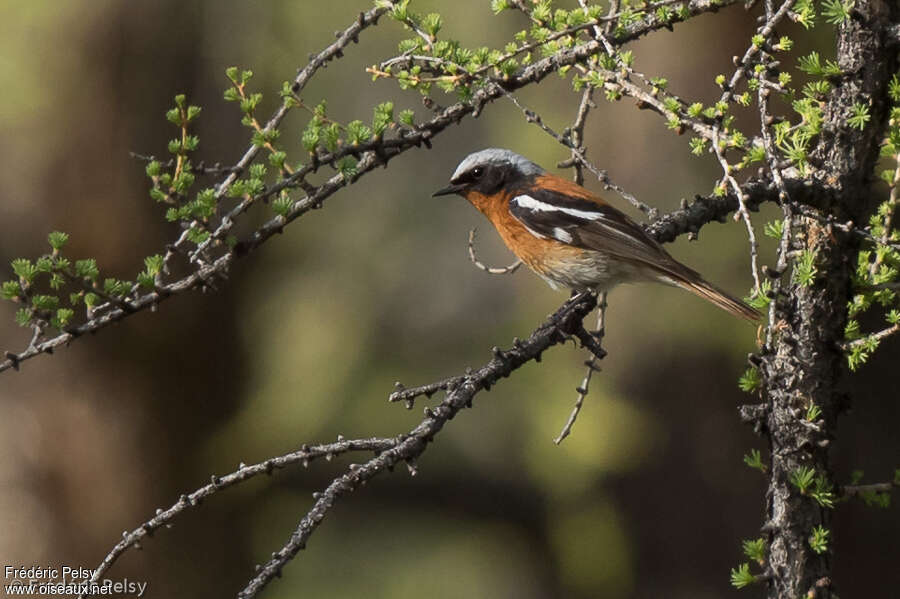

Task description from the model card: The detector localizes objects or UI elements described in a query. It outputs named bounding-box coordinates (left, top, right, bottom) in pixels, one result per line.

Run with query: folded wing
left=507, top=181, right=759, bottom=321
left=508, top=188, right=679, bottom=274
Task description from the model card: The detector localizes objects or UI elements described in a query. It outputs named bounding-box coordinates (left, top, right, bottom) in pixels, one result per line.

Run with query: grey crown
left=450, top=148, right=545, bottom=181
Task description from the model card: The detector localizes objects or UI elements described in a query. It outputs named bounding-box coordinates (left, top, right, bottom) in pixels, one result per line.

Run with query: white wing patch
left=512, top=194, right=603, bottom=221
left=553, top=227, right=573, bottom=243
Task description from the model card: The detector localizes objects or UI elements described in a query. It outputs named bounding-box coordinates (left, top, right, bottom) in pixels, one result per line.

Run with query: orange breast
left=464, top=189, right=585, bottom=277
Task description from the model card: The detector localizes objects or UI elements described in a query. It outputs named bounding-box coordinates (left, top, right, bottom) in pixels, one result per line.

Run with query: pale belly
left=525, top=249, right=652, bottom=292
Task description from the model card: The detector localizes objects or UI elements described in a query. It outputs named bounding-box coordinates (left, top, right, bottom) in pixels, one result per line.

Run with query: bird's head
left=432, top=148, right=544, bottom=199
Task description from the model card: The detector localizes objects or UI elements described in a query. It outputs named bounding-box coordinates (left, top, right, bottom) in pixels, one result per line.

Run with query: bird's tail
left=657, top=265, right=760, bottom=322
left=678, top=277, right=759, bottom=322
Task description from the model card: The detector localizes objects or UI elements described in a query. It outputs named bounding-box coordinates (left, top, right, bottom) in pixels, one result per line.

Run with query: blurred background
left=0, top=1, right=897, bottom=598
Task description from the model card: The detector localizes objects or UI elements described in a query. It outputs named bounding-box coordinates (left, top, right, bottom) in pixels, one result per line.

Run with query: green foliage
left=48, top=231, right=69, bottom=252
left=775, top=36, right=794, bottom=52
left=803, top=80, right=832, bottom=98
left=842, top=73, right=900, bottom=370
left=745, top=279, right=772, bottom=310
left=322, top=123, right=341, bottom=152
left=31, top=294, right=59, bottom=310
left=137, top=255, right=164, bottom=289
left=346, top=120, right=373, bottom=145
left=889, top=74, right=900, bottom=102
left=103, top=278, right=131, bottom=297
left=808, top=525, right=830, bottom=554
left=490, top=0, right=509, bottom=14
left=743, top=449, right=767, bottom=474
left=398, top=109, right=415, bottom=126
left=847, top=335, right=879, bottom=371
left=764, top=220, right=784, bottom=239
left=806, top=403, right=822, bottom=422
left=11, top=259, right=37, bottom=284
left=421, top=13, right=442, bottom=38
left=789, top=466, right=816, bottom=494
left=793, top=0, right=816, bottom=28
left=688, top=137, right=708, bottom=156
left=742, top=538, right=767, bottom=564
left=302, top=120, right=320, bottom=153
left=811, top=474, right=836, bottom=508
left=821, top=0, right=854, bottom=25
left=14, top=308, right=32, bottom=327
left=1, top=281, right=21, bottom=301
left=742, top=144, right=766, bottom=167
left=859, top=485, right=891, bottom=508
left=187, top=226, right=210, bottom=245
left=372, top=102, right=394, bottom=137
left=798, top=52, right=841, bottom=77
left=730, top=563, right=757, bottom=589
left=75, top=259, right=99, bottom=281
left=848, top=102, right=871, bottom=131
left=272, top=194, right=294, bottom=217
left=793, top=249, right=818, bottom=287
left=51, top=308, right=74, bottom=330
left=792, top=467, right=836, bottom=508
left=337, top=156, right=359, bottom=179
left=738, top=367, right=761, bottom=393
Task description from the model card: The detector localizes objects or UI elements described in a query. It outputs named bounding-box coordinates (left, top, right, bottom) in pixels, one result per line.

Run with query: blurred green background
left=0, top=2, right=897, bottom=598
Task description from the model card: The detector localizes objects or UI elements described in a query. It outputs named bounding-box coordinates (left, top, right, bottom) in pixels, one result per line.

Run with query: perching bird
left=433, top=148, right=758, bottom=321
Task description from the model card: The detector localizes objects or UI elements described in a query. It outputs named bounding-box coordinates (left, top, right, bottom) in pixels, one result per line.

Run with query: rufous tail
left=675, top=276, right=760, bottom=322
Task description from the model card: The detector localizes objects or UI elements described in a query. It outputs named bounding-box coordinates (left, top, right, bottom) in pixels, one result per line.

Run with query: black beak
left=432, top=182, right=467, bottom=197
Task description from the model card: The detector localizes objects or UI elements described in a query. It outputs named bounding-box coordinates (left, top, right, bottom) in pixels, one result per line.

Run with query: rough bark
left=759, top=2, right=898, bottom=597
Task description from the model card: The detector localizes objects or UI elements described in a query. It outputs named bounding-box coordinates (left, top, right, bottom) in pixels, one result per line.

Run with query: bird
left=432, top=148, right=759, bottom=322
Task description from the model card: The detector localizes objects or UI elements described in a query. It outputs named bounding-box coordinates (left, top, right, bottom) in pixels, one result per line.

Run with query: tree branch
left=0, top=0, right=741, bottom=377
left=235, top=291, right=600, bottom=599
left=79, top=437, right=397, bottom=597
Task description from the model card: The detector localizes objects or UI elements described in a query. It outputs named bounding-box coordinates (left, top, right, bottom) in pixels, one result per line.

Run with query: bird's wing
left=508, top=183, right=676, bottom=272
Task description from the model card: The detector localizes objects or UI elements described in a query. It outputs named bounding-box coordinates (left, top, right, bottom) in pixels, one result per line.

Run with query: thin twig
left=129, top=153, right=242, bottom=177
left=504, top=92, right=657, bottom=217
left=717, top=0, right=796, bottom=107
left=840, top=481, right=898, bottom=497
left=554, top=292, right=607, bottom=444
left=466, top=229, right=522, bottom=275
left=603, top=0, right=621, bottom=35
left=756, top=52, right=794, bottom=343
left=712, top=129, right=762, bottom=292
left=388, top=377, right=464, bottom=408
left=568, top=87, right=595, bottom=186
left=841, top=323, right=900, bottom=349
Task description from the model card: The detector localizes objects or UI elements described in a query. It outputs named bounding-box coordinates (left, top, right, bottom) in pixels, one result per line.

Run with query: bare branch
left=236, top=291, right=601, bottom=599
left=80, top=437, right=397, bottom=596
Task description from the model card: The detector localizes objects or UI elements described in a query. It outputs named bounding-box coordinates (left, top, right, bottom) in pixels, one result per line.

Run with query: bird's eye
left=471, top=166, right=484, bottom=179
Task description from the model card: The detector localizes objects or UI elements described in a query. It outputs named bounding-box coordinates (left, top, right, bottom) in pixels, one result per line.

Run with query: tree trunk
left=759, top=2, right=898, bottom=597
